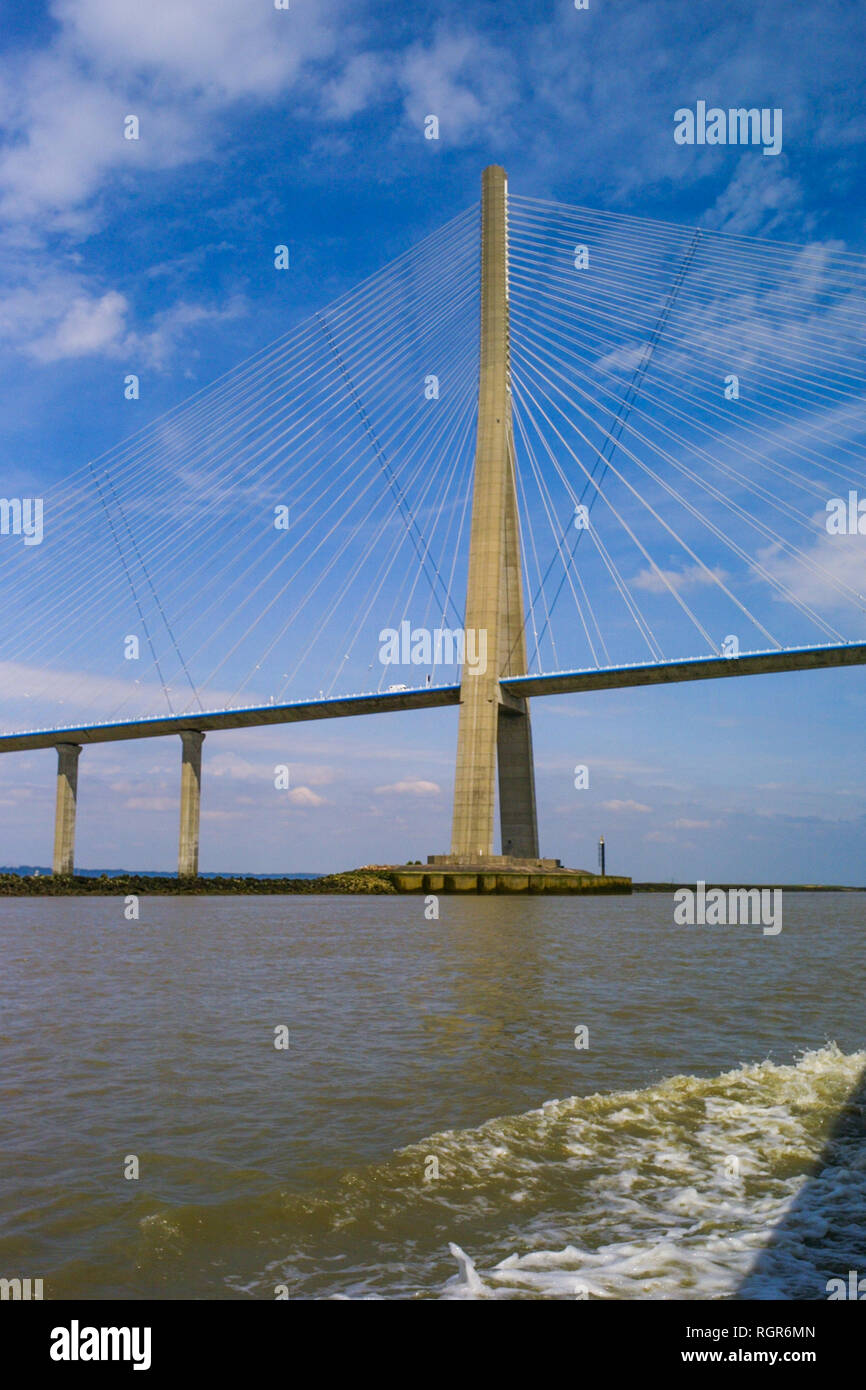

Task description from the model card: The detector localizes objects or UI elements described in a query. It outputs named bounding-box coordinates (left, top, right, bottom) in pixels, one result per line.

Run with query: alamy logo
left=50, top=1321, right=152, bottom=1371
left=674, top=102, right=782, bottom=156
left=674, top=881, right=782, bottom=935
left=0, top=1276, right=43, bottom=1299
left=379, top=622, right=488, bottom=675
left=826, top=492, right=866, bottom=535
left=0, top=497, right=43, bottom=545
left=827, top=1271, right=866, bottom=1299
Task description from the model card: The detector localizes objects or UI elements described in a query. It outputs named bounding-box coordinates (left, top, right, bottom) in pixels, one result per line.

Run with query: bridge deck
left=0, top=641, right=864, bottom=753
left=0, top=686, right=462, bottom=753
left=501, top=641, right=866, bottom=699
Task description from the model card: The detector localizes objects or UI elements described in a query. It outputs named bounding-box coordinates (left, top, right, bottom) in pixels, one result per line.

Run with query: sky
left=1, top=0, right=866, bottom=882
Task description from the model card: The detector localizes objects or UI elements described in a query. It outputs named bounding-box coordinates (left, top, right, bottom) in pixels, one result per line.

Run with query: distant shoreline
left=0, top=871, right=397, bottom=896
left=631, top=882, right=866, bottom=892
left=1, top=872, right=863, bottom=896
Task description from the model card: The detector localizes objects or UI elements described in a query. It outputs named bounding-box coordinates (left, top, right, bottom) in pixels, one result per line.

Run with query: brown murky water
left=1, top=891, right=864, bottom=1298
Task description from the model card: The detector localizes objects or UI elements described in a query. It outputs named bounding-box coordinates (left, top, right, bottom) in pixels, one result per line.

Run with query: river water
left=1, top=891, right=864, bottom=1299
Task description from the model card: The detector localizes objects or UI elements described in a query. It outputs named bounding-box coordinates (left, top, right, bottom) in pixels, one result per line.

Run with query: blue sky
left=1, top=0, right=865, bottom=881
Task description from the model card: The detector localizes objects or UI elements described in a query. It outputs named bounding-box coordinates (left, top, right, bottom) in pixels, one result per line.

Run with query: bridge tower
left=449, top=165, right=539, bottom=860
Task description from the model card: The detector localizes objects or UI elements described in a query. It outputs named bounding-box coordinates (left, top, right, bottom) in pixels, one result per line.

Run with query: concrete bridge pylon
left=449, top=165, right=539, bottom=861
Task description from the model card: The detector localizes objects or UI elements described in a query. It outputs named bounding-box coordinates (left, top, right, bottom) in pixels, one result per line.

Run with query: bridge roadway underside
left=501, top=641, right=866, bottom=699
left=1, top=641, right=863, bottom=875
left=2, top=642, right=864, bottom=757
left=0, top=685, right=462, bottom=754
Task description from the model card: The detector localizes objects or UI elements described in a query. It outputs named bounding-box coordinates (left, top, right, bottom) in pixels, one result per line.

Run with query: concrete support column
left=451, top=165, right=512, bottom=857
left=178, top=731, right=204, bottom=877
left=498, top=703, right=538, bottom=857
left=496, top=434, right=539, bottom=857
left=52, top=743, right=82, bottom=876
left=450, top=164, right=539, bottom=858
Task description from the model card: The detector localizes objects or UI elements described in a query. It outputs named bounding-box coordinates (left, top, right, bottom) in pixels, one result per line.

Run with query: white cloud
left=757, top=530, right=866, bottom=614
left=207, top=752, right=261, bottom=781
left=28, top=289, right=130, bottom=362
left=0, top=0, right=380, bottom=367
left=124, top=795, right=176, bottom=811
left=702, top=156, right=806, bottom=237
left=319, top=53, right=388, bottom=120
left=375, top=779, right=440, bottom=796
left=0, top=658, right=265, bottom=731
left=134, top=294, right=248, bottom=369
left=293, top=765, right=336, bottom=788
left=631, top=564, right=728, bottom=595
left=0, top=267, right=119, bottom=358
left=594, top=344, right=647, bottom=376
left=601, top=798, right=652, bottom=813
left=287, top=785, right=328, bottom=806
left=397, top=29, right=516, bottom=145
left=55, top=0, right=338, bottom=101
left=0, top=246, right=250, bottom=365
left=0, top=0, right=342, bottom=229
left=0, top=58, right=198, bottom=228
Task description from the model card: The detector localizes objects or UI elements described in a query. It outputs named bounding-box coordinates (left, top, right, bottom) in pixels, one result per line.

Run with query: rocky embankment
left=0, top=870, right=398, bottom=896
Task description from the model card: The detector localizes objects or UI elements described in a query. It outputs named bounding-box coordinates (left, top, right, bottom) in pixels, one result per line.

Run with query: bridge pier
left=451, top=164, right=539, bottom=858
left=52, top=743, right=81, bottom=876
left=178, top=731, right=204, bottom=877
left=497, top=701, right=538, bottom=857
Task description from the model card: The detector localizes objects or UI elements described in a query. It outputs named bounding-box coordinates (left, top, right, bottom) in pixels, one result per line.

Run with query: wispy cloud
left=631, top=564, right=728, bottom=595
left=757, top=530, right=866, bottom=614
left=287, top=785, right=328, bottom=806
left=702, top=155, right=806, bottom=236
left=375, top=779, right=441, bottom=796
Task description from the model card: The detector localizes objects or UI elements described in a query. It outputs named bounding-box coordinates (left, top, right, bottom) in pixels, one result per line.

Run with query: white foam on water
left=447, top=1243, right=485, bottom=1294
left=252, top=1044, right=866, bottom=1299
left=434, top=1044, right=866, bottom=1300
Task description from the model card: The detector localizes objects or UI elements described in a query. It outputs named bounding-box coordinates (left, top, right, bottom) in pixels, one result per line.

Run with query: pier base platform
left=369, top=854, right=631, bottom=895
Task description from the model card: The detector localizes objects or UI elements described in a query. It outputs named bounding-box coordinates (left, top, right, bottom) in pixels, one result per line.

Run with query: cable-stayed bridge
left=3, top=166, right=866, bottom=875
